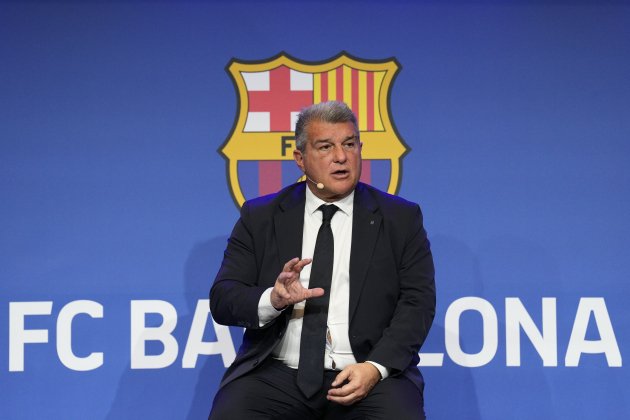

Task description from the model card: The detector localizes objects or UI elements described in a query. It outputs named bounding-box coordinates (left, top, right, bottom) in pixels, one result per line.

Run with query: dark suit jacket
left=210, top=182, right=435, bottom=391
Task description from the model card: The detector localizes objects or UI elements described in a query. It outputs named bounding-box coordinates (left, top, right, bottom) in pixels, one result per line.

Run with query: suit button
left=253, top=359, right=259, bottom=367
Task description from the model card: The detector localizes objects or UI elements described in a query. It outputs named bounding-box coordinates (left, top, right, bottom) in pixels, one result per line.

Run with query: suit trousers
left=209, top=357, right=425, bottom=420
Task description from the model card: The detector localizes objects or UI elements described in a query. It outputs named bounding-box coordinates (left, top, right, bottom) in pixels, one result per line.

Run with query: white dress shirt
left=258, top=187, right=388, bottom=379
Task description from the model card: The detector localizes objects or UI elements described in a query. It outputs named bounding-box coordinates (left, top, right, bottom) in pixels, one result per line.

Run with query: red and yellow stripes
left=313, top=66, right=385, bottom=131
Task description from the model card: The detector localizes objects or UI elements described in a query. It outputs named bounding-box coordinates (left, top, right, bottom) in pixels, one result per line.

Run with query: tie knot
left=319, top=204, right=339, bottom=225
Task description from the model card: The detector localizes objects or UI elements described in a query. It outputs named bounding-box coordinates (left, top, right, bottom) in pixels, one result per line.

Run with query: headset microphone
left=305, top=174, right=325, bottom=190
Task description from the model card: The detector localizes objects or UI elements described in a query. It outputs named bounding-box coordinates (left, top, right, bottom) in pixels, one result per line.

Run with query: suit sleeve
left=367, top=204, right=436, bottom=373
left=209, top=202, right=267, bottom=329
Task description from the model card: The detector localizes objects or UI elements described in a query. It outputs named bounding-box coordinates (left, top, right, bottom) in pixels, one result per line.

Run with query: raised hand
left=270, top=257, right=324, bottom=310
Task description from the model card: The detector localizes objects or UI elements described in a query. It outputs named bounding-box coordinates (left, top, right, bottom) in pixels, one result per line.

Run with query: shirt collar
left=305, top=186, right=354, bottom=218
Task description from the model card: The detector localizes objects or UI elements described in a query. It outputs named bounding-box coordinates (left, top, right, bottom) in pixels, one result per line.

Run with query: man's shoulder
left=243, top=182, right=305, bottom=214
left=356, top=182, right=419, bottom=212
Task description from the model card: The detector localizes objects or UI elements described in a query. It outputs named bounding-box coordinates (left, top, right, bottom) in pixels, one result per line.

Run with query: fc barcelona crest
left=220, top=51, right=409, bottom=208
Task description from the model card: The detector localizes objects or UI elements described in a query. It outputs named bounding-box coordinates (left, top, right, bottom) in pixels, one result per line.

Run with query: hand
left=327, top=363, right=381, bottom=405
left=270, top=257, right=323, bottom=310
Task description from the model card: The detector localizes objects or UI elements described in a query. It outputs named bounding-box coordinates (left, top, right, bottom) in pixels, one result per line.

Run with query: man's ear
left=294, top=149, right=304, bottom=172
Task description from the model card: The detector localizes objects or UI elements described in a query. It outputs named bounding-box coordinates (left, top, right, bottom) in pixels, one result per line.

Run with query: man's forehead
left=306, top=120, right=359, bottom=141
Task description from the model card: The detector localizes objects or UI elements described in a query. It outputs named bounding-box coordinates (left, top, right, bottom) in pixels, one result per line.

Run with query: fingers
left=327, top=363, right=380, bottom=406
left=282, top=257, right=300, bottom=272
left=271, top=258, right=317, bottom=309
left=328, top=381, right=354, bottom=398
left=273, top=281, right=324, bottom=304
left=331, top=368, right=350, bottom=387
left=273, top=279, right=293, bottom=299
left=303, top=287, right=325, bottom=299
left=283, top=257, right=312, bottom=272
left=327, top=381, right=360, bottom=405
left=283, top=257, right=312, bottom=273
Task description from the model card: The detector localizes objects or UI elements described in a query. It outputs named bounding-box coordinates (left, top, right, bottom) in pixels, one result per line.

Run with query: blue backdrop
left=1, top=1, right=629, bottom=419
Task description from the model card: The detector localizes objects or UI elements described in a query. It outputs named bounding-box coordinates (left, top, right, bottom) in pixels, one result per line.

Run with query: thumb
left=331, top=368, right=351, bottom=387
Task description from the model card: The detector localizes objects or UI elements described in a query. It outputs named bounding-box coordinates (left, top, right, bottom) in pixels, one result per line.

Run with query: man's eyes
left=317, top=141, right=357, bottom=151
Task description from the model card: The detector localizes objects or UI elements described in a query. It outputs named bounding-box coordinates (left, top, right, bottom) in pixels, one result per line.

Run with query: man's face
left=294, top=120, right=362, bottom=202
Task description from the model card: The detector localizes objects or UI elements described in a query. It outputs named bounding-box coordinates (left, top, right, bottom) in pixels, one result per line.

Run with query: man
left=210, top=101, right=435, bottom=419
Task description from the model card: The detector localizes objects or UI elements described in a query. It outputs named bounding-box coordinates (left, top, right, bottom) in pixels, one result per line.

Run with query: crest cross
left=248, top=66, right=312, bottom=131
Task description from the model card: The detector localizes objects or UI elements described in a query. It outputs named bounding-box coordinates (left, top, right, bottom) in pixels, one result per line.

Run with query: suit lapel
left=349, top=183, right=381, bottom=320
left=274, top=183, right=306, bottom=265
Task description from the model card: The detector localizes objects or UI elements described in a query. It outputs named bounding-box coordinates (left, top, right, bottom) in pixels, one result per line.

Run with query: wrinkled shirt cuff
left=257, top=287, right=284, bottom=327
left=366, top=360, right=390, bottom=380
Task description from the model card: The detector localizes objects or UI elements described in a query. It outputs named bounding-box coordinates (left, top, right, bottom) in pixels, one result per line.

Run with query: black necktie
left=297, top=204, right=339, bottom=398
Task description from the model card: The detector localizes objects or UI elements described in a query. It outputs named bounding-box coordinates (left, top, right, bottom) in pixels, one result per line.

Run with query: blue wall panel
left=1, top=1, right=628, bottom=418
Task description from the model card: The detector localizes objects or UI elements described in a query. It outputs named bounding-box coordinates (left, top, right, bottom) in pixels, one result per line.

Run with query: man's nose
left=332, top=145, right=347, bottom=163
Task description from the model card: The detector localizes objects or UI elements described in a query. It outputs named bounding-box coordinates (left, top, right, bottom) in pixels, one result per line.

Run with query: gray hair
left=294, top=101, right=359, bottom=152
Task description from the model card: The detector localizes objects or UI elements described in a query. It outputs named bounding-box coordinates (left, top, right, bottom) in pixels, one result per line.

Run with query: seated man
left=210, top=101, right=435, bottom=419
